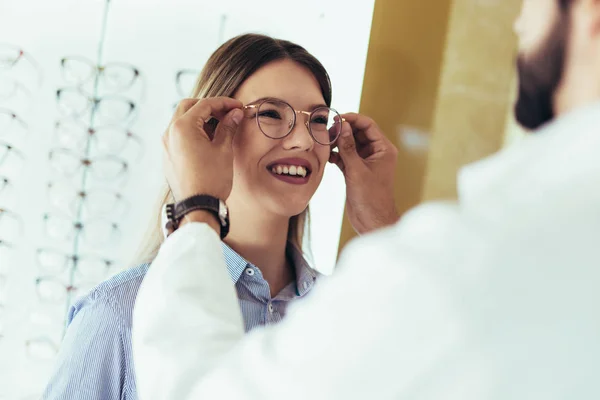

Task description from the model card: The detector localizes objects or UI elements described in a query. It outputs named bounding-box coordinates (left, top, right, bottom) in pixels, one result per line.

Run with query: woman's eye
left=258, top=110, right=282, bottom=119
left=311, top=116, right=328, bottom=125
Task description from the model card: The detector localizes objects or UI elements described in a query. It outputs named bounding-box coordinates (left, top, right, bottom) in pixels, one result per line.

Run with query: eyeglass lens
left=255, top=100, right=342, bottom=145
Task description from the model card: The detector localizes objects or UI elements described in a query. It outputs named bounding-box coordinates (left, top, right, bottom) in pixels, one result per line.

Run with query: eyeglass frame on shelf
left=53, top=118, right=144, bottom=158
left=0, top=43, right=43, bottom=86
left=42, top=212, right=121, bottom=245
left=0, top=108, right=29, bottom=135
left=0, top=176, right=10, bottom=193
left=25, top=336, right=60, bottom=360
left=55, top=87, right=137, bottom=123
left=60, top=56, right=141, bottom=91
left=36, top=248, right=114, bottom=278
left=34, top=276, right=79, bottom=303
left=48, top=147, right=129, bottom=181
left=46, top=180, right=128, bottom=217
left=0, top=207, right=23, bottom=233
left=175, top=69, right=201, bottom=98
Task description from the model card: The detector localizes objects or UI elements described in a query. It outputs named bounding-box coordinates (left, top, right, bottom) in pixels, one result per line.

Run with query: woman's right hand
left=163, top=97, right=244, bottom=202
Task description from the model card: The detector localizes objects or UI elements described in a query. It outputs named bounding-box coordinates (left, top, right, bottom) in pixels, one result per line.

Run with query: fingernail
left=232, top=109, right=243, bottom=125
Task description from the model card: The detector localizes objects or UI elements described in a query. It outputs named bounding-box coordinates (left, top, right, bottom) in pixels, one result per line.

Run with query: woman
left=43, top=33, right=340, bottom=400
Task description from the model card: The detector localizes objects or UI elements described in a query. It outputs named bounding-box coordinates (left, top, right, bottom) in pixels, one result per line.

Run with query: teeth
left=271, top=164, right=309, bottom=178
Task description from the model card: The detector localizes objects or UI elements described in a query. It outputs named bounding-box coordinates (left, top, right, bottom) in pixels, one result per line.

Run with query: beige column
left=422, top=0, right=521, bottom=200
left=338, top=0, right=522, bottom=251
left=338, top=0, right=454, bottom=250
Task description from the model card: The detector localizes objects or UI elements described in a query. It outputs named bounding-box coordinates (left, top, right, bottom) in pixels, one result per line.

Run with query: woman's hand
left=163, top=97, right=244, bottom=202
left=329, top=112, right=399, bottom=235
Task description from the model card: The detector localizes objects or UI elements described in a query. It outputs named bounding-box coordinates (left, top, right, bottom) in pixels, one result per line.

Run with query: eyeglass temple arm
left=243, top=105, right=346, bottom=122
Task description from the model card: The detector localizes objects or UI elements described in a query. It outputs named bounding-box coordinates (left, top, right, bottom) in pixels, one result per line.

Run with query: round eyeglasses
left=243, top=99, right=344, bottom=146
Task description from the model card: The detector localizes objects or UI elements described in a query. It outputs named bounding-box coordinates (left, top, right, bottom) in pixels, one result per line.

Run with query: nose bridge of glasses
left=292, top=109, right=312, bottom=130
left=283, top=110, right=315, bottom=149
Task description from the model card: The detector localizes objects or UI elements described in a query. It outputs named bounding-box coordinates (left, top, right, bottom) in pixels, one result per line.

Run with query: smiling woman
left=42, top=34, right=337, bottom=400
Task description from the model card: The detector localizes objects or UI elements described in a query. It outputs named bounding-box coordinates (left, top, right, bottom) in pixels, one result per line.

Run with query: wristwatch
left=164, top=194, right=230, bottom=239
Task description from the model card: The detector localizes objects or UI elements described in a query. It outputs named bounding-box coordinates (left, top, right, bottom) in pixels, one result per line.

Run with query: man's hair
left=558, top=0, right=571, bottom=10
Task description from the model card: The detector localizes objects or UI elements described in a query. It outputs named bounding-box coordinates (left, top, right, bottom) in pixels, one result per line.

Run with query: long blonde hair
left=136, top=34, right=332, bottom=264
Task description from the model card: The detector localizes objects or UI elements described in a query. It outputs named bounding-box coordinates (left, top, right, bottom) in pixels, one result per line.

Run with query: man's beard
left=514, top=14, right=568, bottom=131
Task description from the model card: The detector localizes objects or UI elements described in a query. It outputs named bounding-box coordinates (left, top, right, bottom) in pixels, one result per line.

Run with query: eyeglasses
left=47, top=181, right=128, bottom=218
left=0, top=108, right=28, bottom=136
left=61, top=56, right=141, bottom=92
left=54, top=119, right=143, bottom=158
left=0, top=176, right=9, bottom=194
left=175, top=69, right=200, bottom=98
left=0, top=141, right=24, bottom=163
left=243, top=99, right=344, bottom=145
left=0, top=43, right=41, bottom=70
left=56, top=88, right=136, bottom=124
left=0, top=240, right=14, bottom=275
left=0, top=141, right=25, bottom=177
left=0, top=44, right=26, bottom=69
left=0, top=77, right=32, bottom=105
left=36, top=248, right=113, bottom=281
left=25, top=336, right=59, bottom=360
left=34, top=276, right=97, bottom=305
left=0, top=208, right=23, bottom=242
left=35, top=277, right=77, bottom=304
left=43, top=213, right=120, bottom=246
left=48, top=148, right=128, bottom=181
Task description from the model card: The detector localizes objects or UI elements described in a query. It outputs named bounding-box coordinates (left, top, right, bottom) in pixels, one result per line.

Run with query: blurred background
left=0, top=0, right=528, bottom=398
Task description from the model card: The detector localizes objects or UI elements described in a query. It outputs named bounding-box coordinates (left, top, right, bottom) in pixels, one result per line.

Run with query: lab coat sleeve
left=132, top=223, right=245, bottom=400
left=133, top=203, right=464, bottom=400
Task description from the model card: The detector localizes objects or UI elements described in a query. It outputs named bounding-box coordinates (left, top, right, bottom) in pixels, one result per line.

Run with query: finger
left=213, top=108, right=244, bottom=147
left=177, top=98, right=200, bottom=116
left=357, top=142, right=378, bottom=159
left=340, top=113, right=382, bottom=143
left=336, top=122, right=362, bottom=168
left=164, top=98, right=200, bottom=140
left=172, top=98, right=200, bottom=123
left=334, top=121, right=375, bottom=159
left=328, top=151, right=345, bottom=174
left=184, top=96, right=244, bottom=127
left=340, top=112, right=376, bottom=131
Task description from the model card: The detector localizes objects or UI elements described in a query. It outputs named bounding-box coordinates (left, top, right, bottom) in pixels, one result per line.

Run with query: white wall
left=0, top=0, right=375, bottom=397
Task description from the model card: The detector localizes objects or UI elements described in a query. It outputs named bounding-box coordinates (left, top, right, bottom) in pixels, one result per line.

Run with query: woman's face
left=230, top=59, right=330, bottom=217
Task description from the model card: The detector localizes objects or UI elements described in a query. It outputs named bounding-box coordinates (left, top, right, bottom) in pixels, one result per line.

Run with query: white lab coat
left=132, top=102, right=600, bottom=400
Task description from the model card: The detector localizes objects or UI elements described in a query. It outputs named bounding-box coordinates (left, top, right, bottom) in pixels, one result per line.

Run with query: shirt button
left=268, top=303, right=274, bottom=313
left=244, top=267, right=255, bottom=276
left=303, top=281, right=309, bottom=290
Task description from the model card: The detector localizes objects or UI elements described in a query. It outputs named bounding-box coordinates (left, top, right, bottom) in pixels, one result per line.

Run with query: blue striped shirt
left=42, top=242, right=318, bottom=399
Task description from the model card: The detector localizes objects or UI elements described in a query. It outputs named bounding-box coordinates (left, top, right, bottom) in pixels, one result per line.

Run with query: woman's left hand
left=329, top=112, right=399, bottom=235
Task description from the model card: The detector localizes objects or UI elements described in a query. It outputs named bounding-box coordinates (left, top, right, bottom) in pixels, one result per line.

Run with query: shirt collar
left=220, top=242, right=249, bottom=284
left=287, top=242, right=318, bottom=297
left=220, top=241, right=318, bottom=296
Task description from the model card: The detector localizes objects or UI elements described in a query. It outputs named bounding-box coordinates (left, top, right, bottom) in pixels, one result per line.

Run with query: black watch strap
left=167, top=194, right=229, bottom=239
